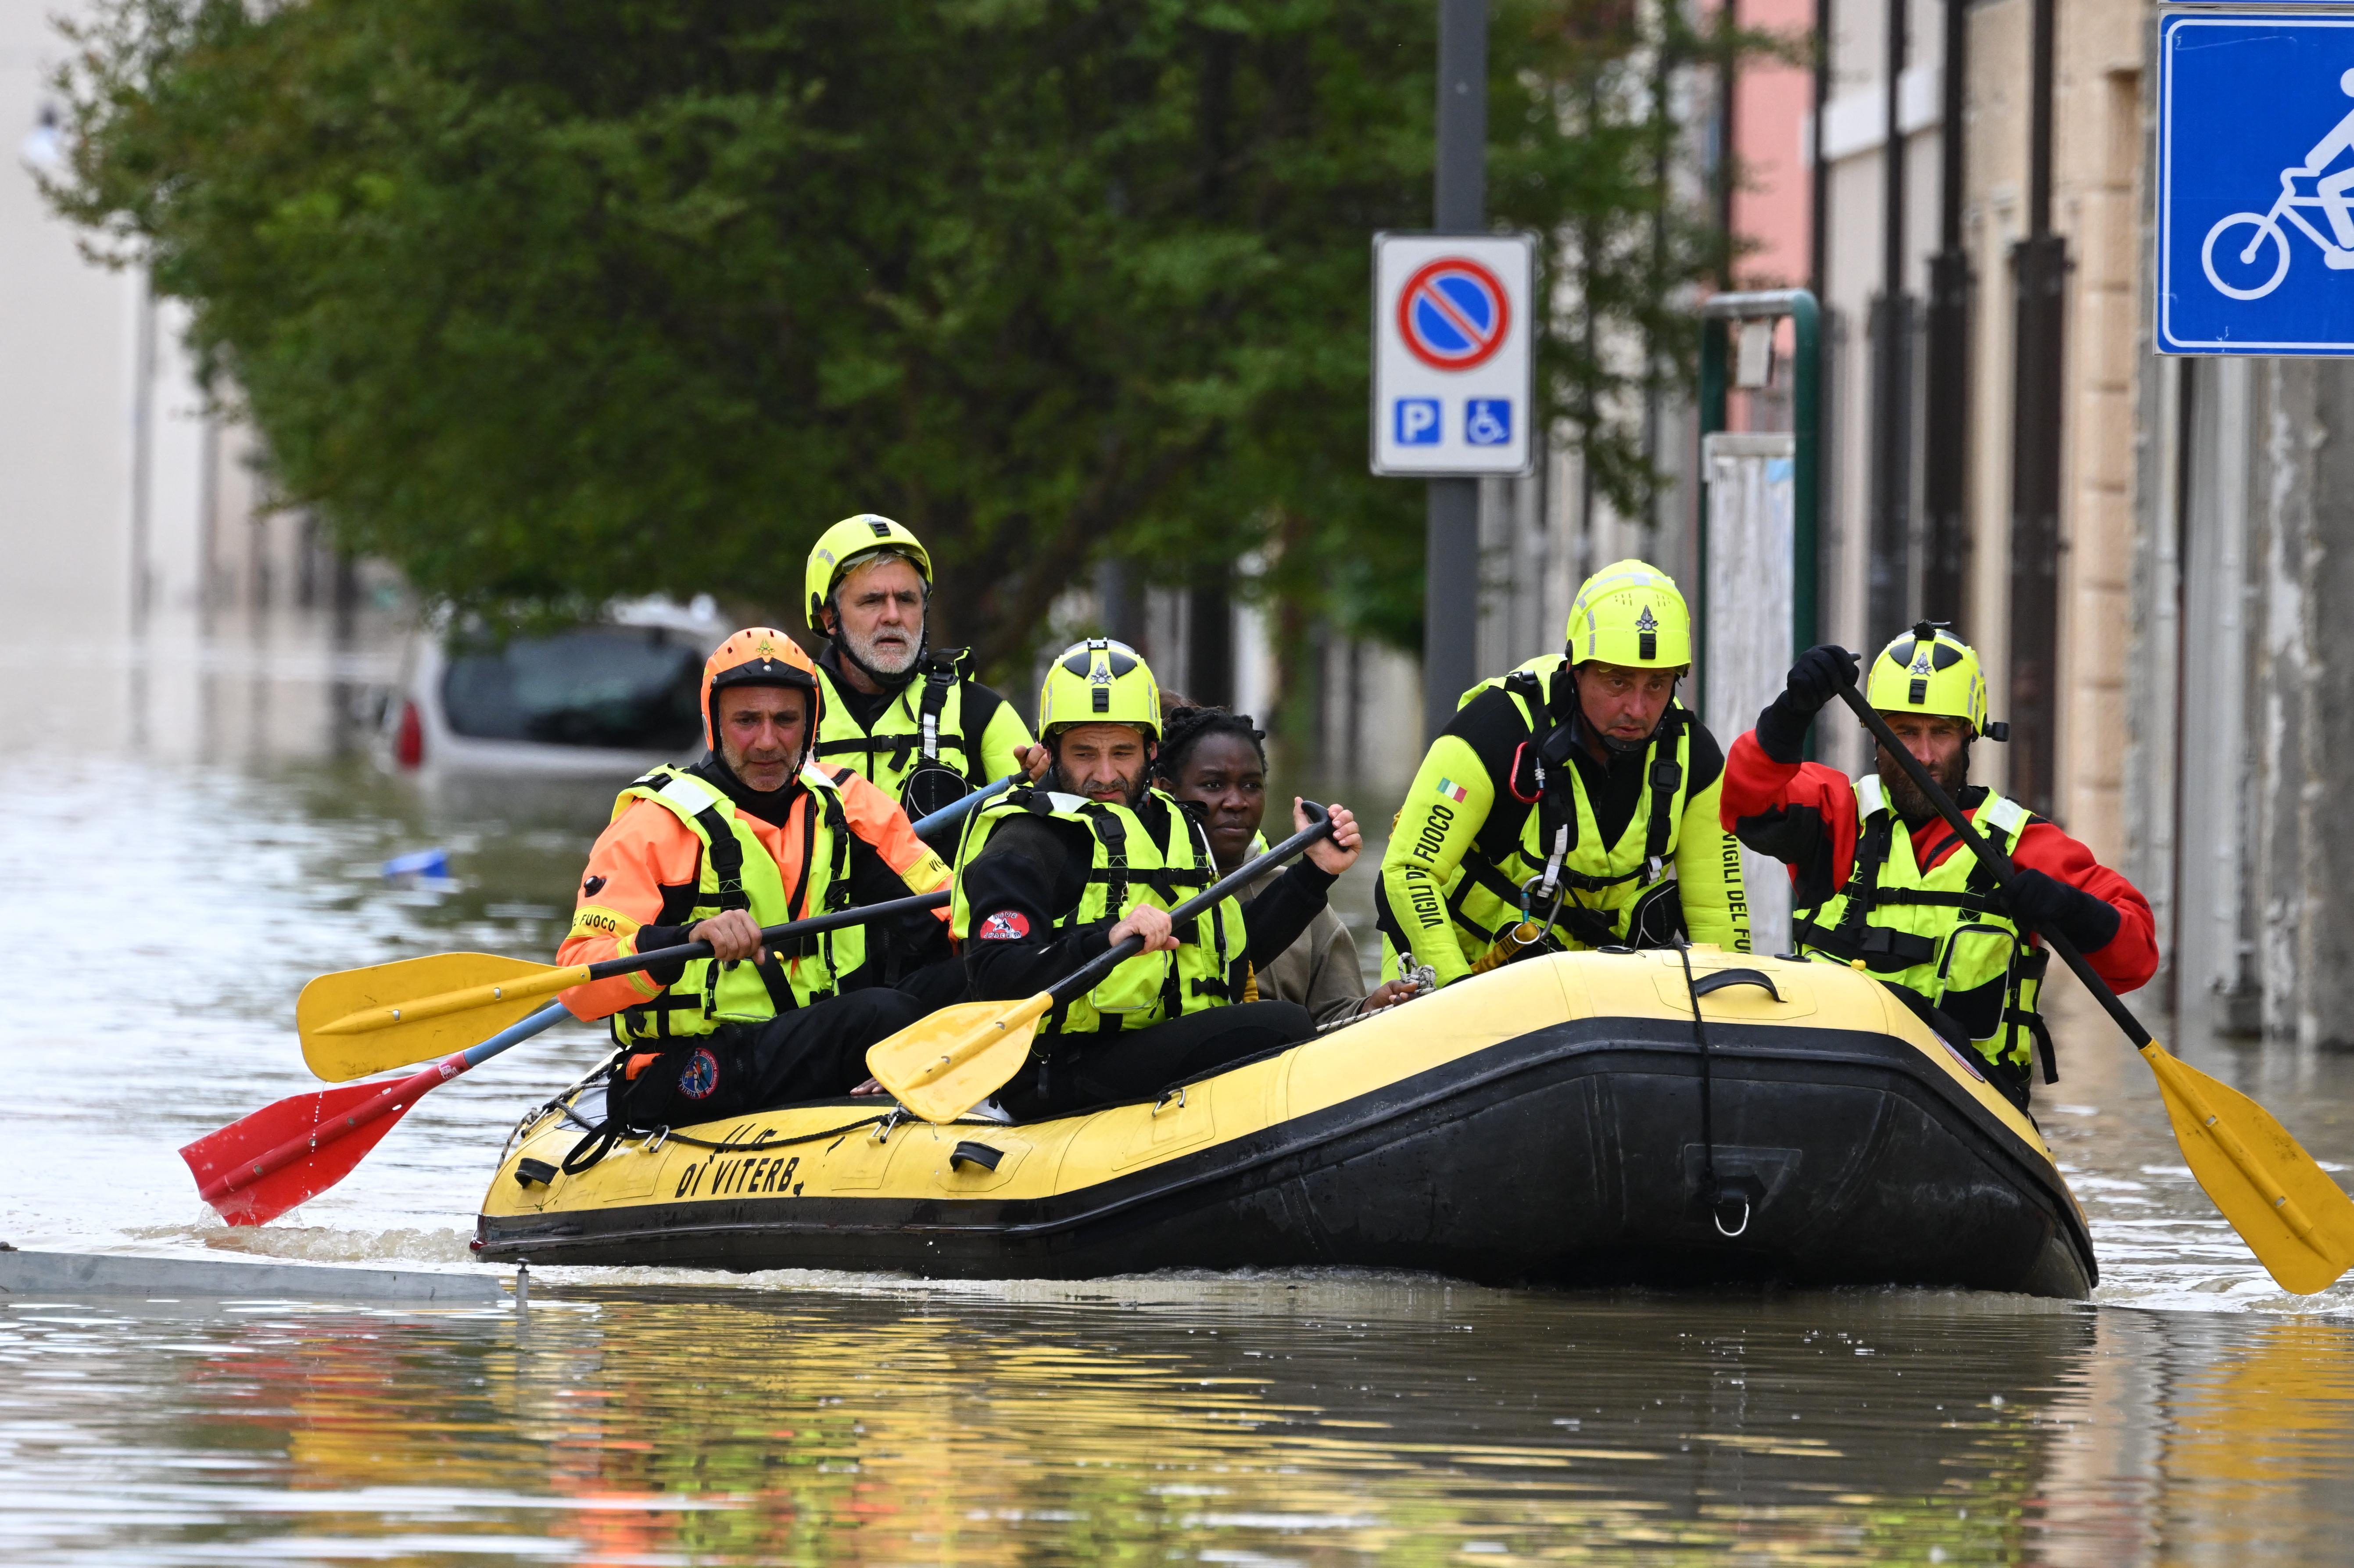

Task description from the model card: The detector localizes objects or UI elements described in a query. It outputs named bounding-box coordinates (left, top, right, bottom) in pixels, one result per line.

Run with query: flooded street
left=8, top=612, right=2354, bottom=1563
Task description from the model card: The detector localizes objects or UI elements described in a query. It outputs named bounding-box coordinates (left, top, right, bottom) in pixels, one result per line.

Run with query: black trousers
left=1002, top=1000, right=1315, bottom=1120
left=613, top=987, right=926, bottom=1127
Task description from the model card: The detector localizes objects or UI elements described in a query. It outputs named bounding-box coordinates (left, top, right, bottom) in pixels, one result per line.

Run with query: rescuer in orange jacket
left=559, top=628, right=957, bottom=1128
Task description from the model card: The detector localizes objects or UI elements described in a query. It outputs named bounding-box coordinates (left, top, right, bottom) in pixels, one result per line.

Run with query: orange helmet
left=701, top=627, right=821, bottom=755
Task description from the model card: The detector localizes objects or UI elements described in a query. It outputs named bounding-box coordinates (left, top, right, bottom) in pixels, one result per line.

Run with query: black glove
left=1755, top=645, right=1860, bottom=763
left=1784, top=645, right=1860, bottom=712
left=2001, top=868, right=2122, bottom=953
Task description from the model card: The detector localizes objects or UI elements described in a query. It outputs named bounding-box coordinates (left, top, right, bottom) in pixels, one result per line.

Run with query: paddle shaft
left=226, top=892, right=950, bottom=1202
left=321, top=889, right=951, bottom=1037
left=579, top=888, right=948, bottom=983
left=908, top=773, right=1017, bottom=838
left=200, top=1002, right=573, bottom=1204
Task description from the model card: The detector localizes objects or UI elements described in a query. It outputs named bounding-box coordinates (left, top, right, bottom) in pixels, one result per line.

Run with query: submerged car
left=381, top=596, right=725, bottom=775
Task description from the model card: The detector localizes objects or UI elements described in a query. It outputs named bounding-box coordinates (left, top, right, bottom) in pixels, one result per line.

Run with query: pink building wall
left=1728, top=0, right=1817, bottom=290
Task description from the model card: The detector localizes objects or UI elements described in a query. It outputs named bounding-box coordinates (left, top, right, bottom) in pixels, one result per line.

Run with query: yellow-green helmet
left=1868, top=621, right=1999, bottom=738
left=1564, top=559, right=1692, bottom=669
left=805, top=513, right=933, bottom=631
left=1038, top=638, right=1161, bottom=742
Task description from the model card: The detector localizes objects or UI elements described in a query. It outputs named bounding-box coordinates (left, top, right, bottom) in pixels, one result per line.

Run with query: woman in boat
left=1154, top=700, right=1418, bottom=1026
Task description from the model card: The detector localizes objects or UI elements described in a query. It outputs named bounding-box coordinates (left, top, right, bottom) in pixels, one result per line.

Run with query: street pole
left=1424, top=0, right=1487, bottom=745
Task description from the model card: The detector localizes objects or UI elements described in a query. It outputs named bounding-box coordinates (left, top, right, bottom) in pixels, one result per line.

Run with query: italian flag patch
left=1435, top=777, right=1470, bottom=803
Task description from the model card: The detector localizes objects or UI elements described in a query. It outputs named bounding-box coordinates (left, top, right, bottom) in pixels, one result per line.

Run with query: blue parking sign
left=1465, top=399, right=1512, bottom=446
left=2161, top=15, right=2354, bottom=354
left=1395, top=398, right=1441, bottom=445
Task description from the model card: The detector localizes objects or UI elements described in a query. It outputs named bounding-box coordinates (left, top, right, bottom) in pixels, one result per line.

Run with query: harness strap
left=917, top=664, right=955, bottom=763
left=694, top=804, right=749, bottom=913
left=1084, top=805, right=1130, bottom=920
left=1792, top=916, right=1937, bottom=971
left=813, top=729, right=976, bottom=768
left=1868, top=888, right=2003, bottom=911
left=1643, top=710, right=1685, bottom=864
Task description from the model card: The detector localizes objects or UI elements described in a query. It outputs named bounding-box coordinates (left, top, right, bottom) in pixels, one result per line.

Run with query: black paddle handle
left=1048, top=802, right=1336, bottom=1006
left=580, top=889, right=951, bottom=982
left=1833, top=682, right=2153, bottom=1050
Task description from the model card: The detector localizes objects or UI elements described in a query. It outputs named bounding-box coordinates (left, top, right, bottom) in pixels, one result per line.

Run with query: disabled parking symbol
left=1395, top=398, right=1441, bottom=445
left=1465, top=400, right=1512, bottom=447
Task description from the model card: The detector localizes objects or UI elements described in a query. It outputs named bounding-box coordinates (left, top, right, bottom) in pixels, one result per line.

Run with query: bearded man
left=1720, top=625, right=2157, bottom=1108
left=804, top=513, right=1042, bottom=825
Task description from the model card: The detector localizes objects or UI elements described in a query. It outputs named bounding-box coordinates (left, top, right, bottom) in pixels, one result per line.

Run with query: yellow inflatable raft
left=473, top=946, right=2094, bottom=1297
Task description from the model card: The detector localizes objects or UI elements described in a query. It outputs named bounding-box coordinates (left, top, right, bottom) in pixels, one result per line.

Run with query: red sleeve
left=555, top=802, right=705, bottom=1022
left=2008, top=822, right=2161, bottom=995
left=1719, top=729, right=1863, bottom=888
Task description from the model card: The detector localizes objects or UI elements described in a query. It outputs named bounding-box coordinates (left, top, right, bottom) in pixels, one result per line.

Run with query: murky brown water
left=7, top=609, right=2354, bottom=1563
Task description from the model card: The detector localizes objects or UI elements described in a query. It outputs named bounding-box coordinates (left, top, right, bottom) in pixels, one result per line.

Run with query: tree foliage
left=53, top=0, right=1729, bottom=678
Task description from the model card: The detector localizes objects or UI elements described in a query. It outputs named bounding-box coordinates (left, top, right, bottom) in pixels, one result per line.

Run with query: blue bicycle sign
left=2161, top=15, right=2354, bottom=354
left=2203, top=70, right=2354, bottom=300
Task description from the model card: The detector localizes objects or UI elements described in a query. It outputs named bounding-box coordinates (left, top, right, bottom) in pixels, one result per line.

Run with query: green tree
left=53, top=0, right=1729, bottom=680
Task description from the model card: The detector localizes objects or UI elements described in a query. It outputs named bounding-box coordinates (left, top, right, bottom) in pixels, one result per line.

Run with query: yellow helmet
left=1038, top=638, right=1161, bottom=742
left=805, top=514, right=933, bottom=631
left=1867, top=621, right=2003, bottom=739
left=1564, top=558, right=1692, bottom=669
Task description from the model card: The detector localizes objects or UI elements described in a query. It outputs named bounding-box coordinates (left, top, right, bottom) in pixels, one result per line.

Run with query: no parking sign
left=1372, top=233, right=1536, bottom=475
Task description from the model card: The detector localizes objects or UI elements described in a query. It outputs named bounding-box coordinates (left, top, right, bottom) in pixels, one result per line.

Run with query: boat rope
left=1673, top=937, right=1751, bottom=1239
left=559, top=1111, right=899, bottom=1175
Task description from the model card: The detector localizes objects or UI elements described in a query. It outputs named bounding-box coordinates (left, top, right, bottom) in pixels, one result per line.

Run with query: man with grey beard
left=1719, top=624, right=2157, bottom=1110
left=803, top=513, right=1043, bottom=831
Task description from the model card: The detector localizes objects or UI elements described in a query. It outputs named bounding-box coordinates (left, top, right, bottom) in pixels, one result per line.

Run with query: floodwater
left=7, top=610, right=2354, bottom=1564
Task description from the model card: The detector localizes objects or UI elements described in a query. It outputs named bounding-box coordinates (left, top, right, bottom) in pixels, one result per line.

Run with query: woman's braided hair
left=1155, top=692, right=1267, bottom=784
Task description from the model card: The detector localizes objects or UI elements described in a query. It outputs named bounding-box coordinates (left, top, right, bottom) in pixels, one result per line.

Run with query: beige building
left=1814, top=0, right=2354, bottom=1051
left=3, top=0, right=326, bottom=642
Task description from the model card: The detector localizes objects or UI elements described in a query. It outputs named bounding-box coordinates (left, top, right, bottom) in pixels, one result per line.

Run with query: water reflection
left=11, top=607, right=2354, bottom=1561
left=6, top=1282, right=2354, bottom=1564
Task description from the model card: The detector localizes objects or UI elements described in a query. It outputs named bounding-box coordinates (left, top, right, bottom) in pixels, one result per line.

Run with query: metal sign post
left=2159, top=13, right=2354, bottom=355
left=1374, top=227, right=1536, bottom=744
left=1412, top=0, right=1491, bottom=745
left=1697, top=290, right=1822, bottom=679
left=1696, top=289, right=1820, bottom=956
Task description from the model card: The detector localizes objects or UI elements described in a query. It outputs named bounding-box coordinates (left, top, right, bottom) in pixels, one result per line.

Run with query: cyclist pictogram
left=2204, top=68, right=2354, bottom=301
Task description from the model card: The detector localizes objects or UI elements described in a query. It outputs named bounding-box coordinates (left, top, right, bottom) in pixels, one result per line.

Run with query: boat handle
left=1691, top=969, right=1782, bottom=1002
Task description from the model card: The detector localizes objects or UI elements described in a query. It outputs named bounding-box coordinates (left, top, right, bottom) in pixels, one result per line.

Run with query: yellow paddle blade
left=867, top=993, right=1055, bottom=1124
left=2146, top=1042, right=2354, bottom=1294
left=297, top=952, right=578, bottom=1082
